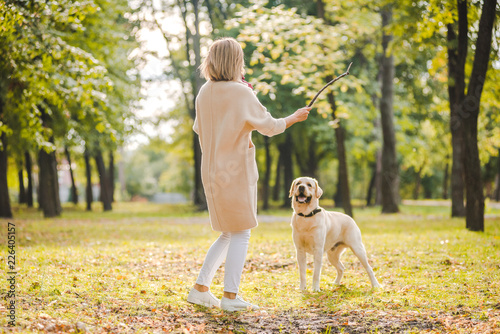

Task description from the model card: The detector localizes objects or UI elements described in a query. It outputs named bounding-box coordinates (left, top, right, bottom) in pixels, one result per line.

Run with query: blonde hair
left=199, top=37, right=245, bottom=81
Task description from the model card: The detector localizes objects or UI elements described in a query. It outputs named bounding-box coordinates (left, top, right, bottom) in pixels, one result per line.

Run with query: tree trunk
left=328, top=91, right=353, bottom=217
left=94, top=149, right=112, bottom=211
left=273, top=150, right=283, bottom=201
left=84, top=148, right=93, bottom=211
left=38, top=145, right=62, bottom=217
left=108, top=151, right=115, bottom=202
left=306, top=138, right=318, bottom=178
left=192, top=0, right=204, bottom=93
left=64, top=146, right=79, bottom=204
left=366, top=162, right=376, bottom=206
left=494, top=150, right=500, bottom=202
left=38, top=108, right=61, bottom=217
left=191, top=0, right=207, bottom=210
left=463, top=115, right=484, bottom=231
left=37, top=162, right=44, bottom=211
left=447, top=13, right=466, bottom=217
left=315, top=0, right=351, bottom=215
left=18, top=162, right=26, bottom=204
left=153, top=0, right=206, bottom=209
left=334, top=169, right=343, bottom=208
left=25, top=151, right=34, bottom=207
left=0, top=132, right=12, bottom=218
left=295, top=138, right=318, bottom=178
left=118, top=147, right=126, bottom=200
left=450, top=127, right=466, bottom=215
left=332, top=139, right=349, bottom=212
left=281, top=134, right=294, bottom=208
left=372, top=84, right=382, bottom=206
left=375, top=149, right=383, bottom=205
left=483, top=160, right=494, bottom=199
left=380, top=7, right=399, bottom=213
left=192, top=136, right=206, bottom=209
left=413, top=168, right=422, bottom=200
left=423, top=178, right=433, bottom=199
left=262, top=136, right=271, bottom=210
left=0, top=95, right=12, bottom=217
left=443, top=158, right=450, bottom=200
left=462, top=0, right=496, bottom=232
left=316, top=0, right=325, bottom=19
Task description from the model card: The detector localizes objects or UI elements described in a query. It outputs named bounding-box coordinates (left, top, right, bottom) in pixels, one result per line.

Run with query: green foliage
left=64, top=0, right=140, bottom=150
left=396, top=0, right=500, bottom=166
left=224, top=0, right=500, bottom=200
left=1, top=1, right=99, bottom=149
left=228, top=3, right=374, bottom=193
left=3, top=0, right=498, bottom=207
left=226, top=2, right=379, bottom=198
left=0, top=0, right=139, bottom=157
left=133, top=0, right=500, bottom=205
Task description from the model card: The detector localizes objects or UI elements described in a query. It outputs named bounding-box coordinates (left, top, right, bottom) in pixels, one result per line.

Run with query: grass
left=1, top=201, right=499, bottom=333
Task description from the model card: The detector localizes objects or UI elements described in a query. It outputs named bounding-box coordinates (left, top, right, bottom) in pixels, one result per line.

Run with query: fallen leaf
left=38, top=313, right=52, bottom=319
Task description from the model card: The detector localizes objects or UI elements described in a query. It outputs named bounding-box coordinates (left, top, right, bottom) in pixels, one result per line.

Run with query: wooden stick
left=307, top=62, right=353, bottom=108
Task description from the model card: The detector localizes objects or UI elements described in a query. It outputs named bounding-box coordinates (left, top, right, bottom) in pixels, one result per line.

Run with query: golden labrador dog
left=289, top=177, right=380, bottom=291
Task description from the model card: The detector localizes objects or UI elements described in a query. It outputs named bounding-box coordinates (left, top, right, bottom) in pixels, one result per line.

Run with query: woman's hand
left=285, top=107, right=311, bottom=129
left=294, top=107, right=311, bottom=122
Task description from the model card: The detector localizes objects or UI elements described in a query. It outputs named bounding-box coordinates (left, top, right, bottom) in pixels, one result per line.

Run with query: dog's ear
left=289, top=179, right=297, bottom=198
left=314, top=179, right=323, bottom=198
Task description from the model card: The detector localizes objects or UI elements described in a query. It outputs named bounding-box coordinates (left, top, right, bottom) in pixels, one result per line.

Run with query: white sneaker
left=221, top=295, right=259, bottom=312
left=187, top=288, right=220, bottom=308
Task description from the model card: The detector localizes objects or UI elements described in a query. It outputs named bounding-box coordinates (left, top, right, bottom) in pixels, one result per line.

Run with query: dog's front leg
left=296, top=247, right=307, bottom=290
left=312, top=245, right=324, bottom=292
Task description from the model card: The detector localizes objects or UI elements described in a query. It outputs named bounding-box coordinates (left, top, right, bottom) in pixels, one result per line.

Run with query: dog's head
left=289, top=177, right=323, bottom=213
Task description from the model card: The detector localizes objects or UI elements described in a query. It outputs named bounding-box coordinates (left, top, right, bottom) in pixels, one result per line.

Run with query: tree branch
left=307, top=62, right=352, bottom=108
left=466, top=0, right=497, bottom=105
left=177, top=0, right=193, bottom=67
left=151, top=8, right=192, bottom=112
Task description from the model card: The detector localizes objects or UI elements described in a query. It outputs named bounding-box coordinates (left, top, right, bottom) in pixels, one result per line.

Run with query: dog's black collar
left=297, top=207, right=322, bottom=217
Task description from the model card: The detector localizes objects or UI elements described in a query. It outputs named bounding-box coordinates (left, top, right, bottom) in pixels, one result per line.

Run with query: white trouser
left=195, top=229, right=251, bottom=293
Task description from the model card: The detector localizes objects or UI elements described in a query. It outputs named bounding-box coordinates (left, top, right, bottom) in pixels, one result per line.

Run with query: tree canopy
left=1, top=0, right=499, bottom=229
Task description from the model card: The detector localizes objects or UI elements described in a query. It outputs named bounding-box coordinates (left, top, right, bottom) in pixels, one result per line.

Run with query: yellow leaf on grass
left=270, top=49, right=280, bottom=60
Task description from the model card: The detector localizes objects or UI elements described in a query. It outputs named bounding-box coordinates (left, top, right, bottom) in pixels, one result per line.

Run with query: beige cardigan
left=193, top=80, right=286, bottom=232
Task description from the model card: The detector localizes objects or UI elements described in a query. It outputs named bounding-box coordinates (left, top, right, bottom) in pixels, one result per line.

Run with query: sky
left=124, top=3, right=185, bottom=150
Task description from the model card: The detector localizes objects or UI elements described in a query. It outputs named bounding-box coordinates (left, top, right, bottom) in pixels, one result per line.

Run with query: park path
left=144, top=199, right=500, bottom=225
left=111, top=200, right=500, bottom=225
left=159, top=214, right=291, bottom=226
left=402, top=199, right=500, bottom=209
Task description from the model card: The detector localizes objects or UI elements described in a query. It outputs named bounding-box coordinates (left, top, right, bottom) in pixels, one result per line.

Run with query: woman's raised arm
left=284, top=107, right=311, bottom=129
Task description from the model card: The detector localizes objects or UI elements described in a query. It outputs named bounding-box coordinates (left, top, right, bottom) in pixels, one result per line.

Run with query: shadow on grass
left=301, top=284, right=373, bottom=302
left=179, top=295, right=443, bottom=334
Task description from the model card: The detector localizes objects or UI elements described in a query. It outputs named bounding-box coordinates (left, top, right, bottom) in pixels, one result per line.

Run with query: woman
left=187, top=37, right=310, bottom=312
